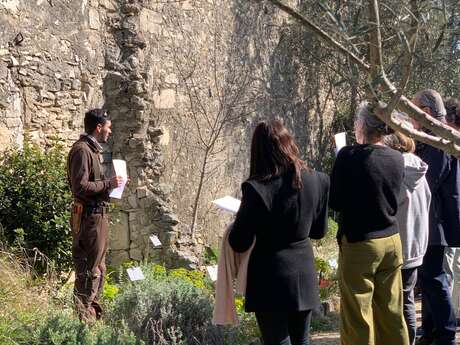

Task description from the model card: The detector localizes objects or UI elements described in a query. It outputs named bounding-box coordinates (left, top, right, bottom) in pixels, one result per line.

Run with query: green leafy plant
left=103, top=283, right=120, bottom=302
left=108, top=263, right=256, bottom=345
left=203, top=246, right=218, bottom=265
left=0, top=139, right=72, bottom=272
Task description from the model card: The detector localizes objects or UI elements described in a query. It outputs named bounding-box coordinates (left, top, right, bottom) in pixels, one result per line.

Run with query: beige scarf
left=212, top=222, right=255, bottom=325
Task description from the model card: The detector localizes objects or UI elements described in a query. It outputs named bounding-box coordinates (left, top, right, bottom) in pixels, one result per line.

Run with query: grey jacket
left=398, top=153, right=431, bottom=269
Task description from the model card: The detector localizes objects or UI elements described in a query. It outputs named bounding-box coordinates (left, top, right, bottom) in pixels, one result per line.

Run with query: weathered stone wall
left=0, top=0, right=336, bottom=267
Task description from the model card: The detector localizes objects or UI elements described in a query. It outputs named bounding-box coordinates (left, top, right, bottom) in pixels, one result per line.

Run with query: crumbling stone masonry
left=103, top=0, right=199, bottom=267
left=0, top=0, right=336, bottom=268
left=0, top=0, right=201, bottom=267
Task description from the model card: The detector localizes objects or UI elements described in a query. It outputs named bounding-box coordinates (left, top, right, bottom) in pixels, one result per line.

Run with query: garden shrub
left=0, top=139, right=73, bottom=272
left=0, top=248, right=140, bottom=345
left=107, top=263, right=257, bottom=345
left=33, top=312, right=141, bottom=345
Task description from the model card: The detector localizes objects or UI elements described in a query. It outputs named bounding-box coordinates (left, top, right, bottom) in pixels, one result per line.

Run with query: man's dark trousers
left=420, top=245, right=456, bottom=345
left=72, top=211, right=109, bottom=323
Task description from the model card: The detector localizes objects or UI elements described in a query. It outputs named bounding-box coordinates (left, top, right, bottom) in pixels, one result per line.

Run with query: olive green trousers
left=339, top=233, right=409, bottom=345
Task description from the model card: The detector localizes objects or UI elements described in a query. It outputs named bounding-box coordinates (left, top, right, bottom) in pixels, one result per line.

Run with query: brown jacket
left=67, top=135, right=111, bottom=206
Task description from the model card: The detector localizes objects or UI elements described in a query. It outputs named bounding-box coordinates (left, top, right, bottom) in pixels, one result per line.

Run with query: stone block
left=0, top=0, right=19, bottom=14
left=139, top=9, right=162, bottom=34
left=160, top=212, right=179, bottom=226
left=128, top=194, right=138, bottom=208
left=99, top=0, right=117, bottom=11
left=71, top=79, right=82, bottom=91
left=6, top=118, right=21, bottom=128
left=88, top=8, right=101, bottom=30
left=181, top=0, right=193, bottom=10
left=108, top=249, right=130, bottom=267
left=130, top=95, right=146, bottom=109
left=129, top=245, right=143, bottom=261
left=164, top=231, right=178, bottom=244
left=159, top=127, right=169, bottom=146
left=0, top=126, right=11, bottom=150
left=136, top=186, right=149, bottom=198
left=152, top=89, right=176, bottom=109
left=128, top=211, right=137, bottom=222
left=165, top=73, right=178, bottom=84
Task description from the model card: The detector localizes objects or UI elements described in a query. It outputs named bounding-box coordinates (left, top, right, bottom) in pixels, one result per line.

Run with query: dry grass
left=0, top=247, right=53, bottom=345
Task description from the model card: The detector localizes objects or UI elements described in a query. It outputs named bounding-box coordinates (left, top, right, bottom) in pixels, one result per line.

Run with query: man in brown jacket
left=67, top=108, right=122, bottom=323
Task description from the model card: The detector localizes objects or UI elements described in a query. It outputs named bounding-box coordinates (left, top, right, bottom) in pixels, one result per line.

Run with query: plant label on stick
left=149, top=234, right=162, bottom=248
left=126, top=267, right=145, bottom=281
left=206, top=265, right=218, bottom=282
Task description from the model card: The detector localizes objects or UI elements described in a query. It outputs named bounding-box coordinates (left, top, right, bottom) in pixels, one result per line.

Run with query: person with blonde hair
left=383, top=131, right=431, bottom=345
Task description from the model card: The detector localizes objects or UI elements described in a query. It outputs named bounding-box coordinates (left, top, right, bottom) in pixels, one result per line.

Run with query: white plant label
left=127, top=267, right=145, bottom=281
left=149, top=234, right=162, bottom=248
left=206, top=265, right=218, bottom=282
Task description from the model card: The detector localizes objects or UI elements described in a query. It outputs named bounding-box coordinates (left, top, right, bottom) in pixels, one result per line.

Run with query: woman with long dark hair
left=229, top=119, right=330, bottom=345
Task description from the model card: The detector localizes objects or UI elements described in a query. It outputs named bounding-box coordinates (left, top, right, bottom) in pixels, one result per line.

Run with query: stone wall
left=0, top=0, right=336, bottom=267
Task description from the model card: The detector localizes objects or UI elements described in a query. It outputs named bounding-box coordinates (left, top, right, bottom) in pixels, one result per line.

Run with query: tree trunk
left=190, top=149, right=210, bottom=236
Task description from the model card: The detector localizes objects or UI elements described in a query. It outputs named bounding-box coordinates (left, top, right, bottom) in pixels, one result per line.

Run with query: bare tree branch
left=264, top=0, right=460, bottom=158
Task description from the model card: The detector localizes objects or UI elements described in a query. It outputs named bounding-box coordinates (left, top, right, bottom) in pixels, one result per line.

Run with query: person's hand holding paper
left=110, top=159, right=128, bottom=199
left=334, top=132, right=347, bottom=155
left=110, top=176, right=124, bottom=188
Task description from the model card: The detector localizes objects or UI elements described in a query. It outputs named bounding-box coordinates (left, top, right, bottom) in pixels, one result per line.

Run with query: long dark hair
left=249, top=119, right=307, bottom=189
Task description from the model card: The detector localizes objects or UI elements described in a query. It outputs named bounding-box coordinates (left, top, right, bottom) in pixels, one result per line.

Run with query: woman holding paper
left=229, top=119, right=330, bottom=345
left=330, top=102, right=409, bottom=345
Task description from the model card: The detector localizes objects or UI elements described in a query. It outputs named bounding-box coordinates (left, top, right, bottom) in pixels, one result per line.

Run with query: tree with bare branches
left=162, top=2, right=258, bottom=236
left=261, top=0, right=460, bottom=157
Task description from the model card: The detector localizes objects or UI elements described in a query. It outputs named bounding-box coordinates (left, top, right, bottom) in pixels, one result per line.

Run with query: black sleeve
left=440, top=158, right=460, bottom=234
left=419, top=146, right=450, bottom=193
left=229, top=182, right=265, bottom=253
left=309, top=174, right=330, bottom=240
left=329, top=149, right=346, bottom=212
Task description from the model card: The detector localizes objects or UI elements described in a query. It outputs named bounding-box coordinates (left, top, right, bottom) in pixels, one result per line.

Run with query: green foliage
left=315, top=257, right=339, bottom=301
left=102, top=282, right=120, bottom=302
left=234, top=295, right=260, bottom=340
left=0, top=250, right=140, bottom=345
left=203, top=246, right=219, bottom=265
left=310, top=313, right=338, bottom=333
left=316, top=217, right=338, bottom=247
left=167, top=267, right=211, bottom=291
left=108, top=263, right=256, bottom=345
left=33, top=313, right=141, bottom=345
left=315, top=257, right=332, bottom=277
left=0, top=139, right=72, bottom=272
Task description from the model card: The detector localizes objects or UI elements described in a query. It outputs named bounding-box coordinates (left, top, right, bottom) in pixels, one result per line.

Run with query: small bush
left=108, top=263, right=256, bottom=345
left=0, top=139, right=72, bottom=272
left=0, top=249, right=141, bottom=345
left=34, top=312, right=141, bottom=345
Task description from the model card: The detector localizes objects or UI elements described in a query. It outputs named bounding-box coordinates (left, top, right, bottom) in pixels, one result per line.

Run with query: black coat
left=229, top=169, right=330, bottom=312
left=416, top=144, right=460, bottom=247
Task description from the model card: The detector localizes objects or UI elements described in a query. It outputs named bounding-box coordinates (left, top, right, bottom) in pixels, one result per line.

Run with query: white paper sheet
left=212, top=196, right=241, bottom=214
left=206, top=265, right=218, bottom=282
left=109, top=159, right=127, bottom=199
left=149, top=234, right=162, bottom=248
left=328, top=258, right=338, bottom=270
left=126, top=267, right=145, bottom=281
left=334, top=132, right=347, bottom=154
